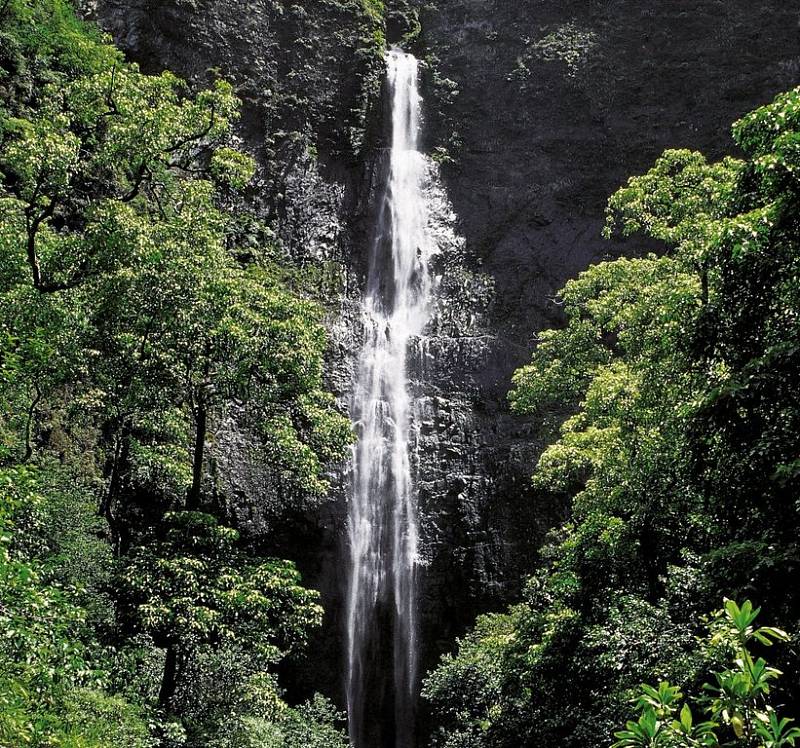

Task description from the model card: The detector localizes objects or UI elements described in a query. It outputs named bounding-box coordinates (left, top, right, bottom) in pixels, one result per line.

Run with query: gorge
left=79, top=0, right=800, bottom=736
left=1, top=1, right=800, bottom=747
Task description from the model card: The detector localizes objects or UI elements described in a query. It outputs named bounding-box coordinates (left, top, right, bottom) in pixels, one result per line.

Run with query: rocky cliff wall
left=399, top=0, right=800, bottom=689
left=81, top=0, right=800, bottom=718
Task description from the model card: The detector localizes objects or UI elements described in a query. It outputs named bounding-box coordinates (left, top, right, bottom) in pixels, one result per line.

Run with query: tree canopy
left=425, top=87, right=800, bottom=748
left=0, top=1, right=352, bottom=745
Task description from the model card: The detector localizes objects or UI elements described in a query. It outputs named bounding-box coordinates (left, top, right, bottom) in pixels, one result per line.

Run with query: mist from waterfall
left=345, top=49, right=434, bottom=748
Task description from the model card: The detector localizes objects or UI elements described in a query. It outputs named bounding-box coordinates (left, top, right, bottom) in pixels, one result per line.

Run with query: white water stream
left=345, top=49, right=434, bottom=748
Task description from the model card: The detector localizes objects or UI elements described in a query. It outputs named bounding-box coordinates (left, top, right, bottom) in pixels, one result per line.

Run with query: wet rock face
left=78, top=0, right=385, bottom=280
left=403, top=0, right=800, bottom=675
left=82, top=0, right=800, bottom=719
left=417, top=0, right=800, bottom=389
left=80, top=0, right=384, bottom=158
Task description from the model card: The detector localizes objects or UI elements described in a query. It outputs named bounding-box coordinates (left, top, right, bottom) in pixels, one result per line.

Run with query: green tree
left=613, top=601, right=799, bottom=748
left=0, top=1, right=350, bottom=534
left=0, top=2, right=352, bottom=745
left=118, top=511, right=323, bottom=715
left=0, top=465, right=152, bottom=748
left=425, top=87, right=800, bottom=748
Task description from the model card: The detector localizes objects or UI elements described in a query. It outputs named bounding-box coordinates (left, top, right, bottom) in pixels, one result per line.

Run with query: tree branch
left=166, top=104, right=217, bottom=156
left=25, top=199, right=56, bottom=291
left=120, top=161, right=151, bottom=203
left=22, top=382, right=42, bottom=463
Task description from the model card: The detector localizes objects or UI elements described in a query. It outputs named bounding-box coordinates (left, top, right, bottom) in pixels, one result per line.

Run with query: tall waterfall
left=345, top=49, right=434, bottom=748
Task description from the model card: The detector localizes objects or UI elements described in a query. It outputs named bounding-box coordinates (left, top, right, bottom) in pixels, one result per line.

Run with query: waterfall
left=345, top=49, right=434, bottom=748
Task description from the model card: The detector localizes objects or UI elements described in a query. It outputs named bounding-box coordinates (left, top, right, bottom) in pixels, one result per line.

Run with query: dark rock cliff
left=80, top=0, right=800, bottom=728
left=407, top=0, right=800, bottom=669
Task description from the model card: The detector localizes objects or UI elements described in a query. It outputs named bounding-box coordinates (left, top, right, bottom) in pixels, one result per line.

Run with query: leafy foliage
left=0, top=465, right=153, bottom=747
left=118, top=510, right=323, bottom=712
left=426, top=88, right=800, bottom=748
left=613, top=601, right=798, bottom=748
left=0, top=1, right=352, bottom=745
left=0, top=1, right=350, bottom=519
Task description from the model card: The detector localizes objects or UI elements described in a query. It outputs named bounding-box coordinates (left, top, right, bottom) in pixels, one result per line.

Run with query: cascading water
left=345, top=49, right=434, bottom=748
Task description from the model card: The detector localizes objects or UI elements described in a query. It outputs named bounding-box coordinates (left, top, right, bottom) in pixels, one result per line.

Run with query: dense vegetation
left=423, top=88, right=800, bottom=747
left=0, top=1, right=352, bottom=745
left=3, top=2, right=800, bottom=748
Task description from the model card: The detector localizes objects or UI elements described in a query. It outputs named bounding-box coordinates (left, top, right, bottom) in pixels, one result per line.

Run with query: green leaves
left=1, top=114, right=79, bottom=199
left=678, top=703, right=694, bottom=733
left=637, top=682, right=684, bottom=716
left=211, top=147, right=256, bottom=189
left=0, top=464, right=152, bottom=747
left=119, top=511, right=323, bottom=663
left=611, top=600, right=797, bottom=748
left=708, top=600, right=790, bottom=653
left=755, top=712, right=800, bottom=748
left=613, top=685, right=714, bottom=748
left=0, top=0, right=351, bottom=516
left=612, top=707, right=663, bottom=748
left=602, top=147, right=741, bottom=259
left=436, top=85, right=800, bottom=748
left=0, top=1, right=356, bottom=744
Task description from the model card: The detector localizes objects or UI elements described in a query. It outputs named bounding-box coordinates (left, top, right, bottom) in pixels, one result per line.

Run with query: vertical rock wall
left=406, top=0, right=800, bottom=677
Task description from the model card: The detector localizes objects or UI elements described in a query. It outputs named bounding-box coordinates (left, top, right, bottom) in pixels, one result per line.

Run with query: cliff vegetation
left=424, top=87, right=800, bottom=748
left=0, top=1, right=352, bottom=745
left=1, top=2, right=800, bottom=748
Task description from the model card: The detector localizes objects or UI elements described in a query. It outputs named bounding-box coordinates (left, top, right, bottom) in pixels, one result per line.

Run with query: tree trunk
left=101, top=426, right=131, bottom=555
left=22, top=383, right=42, bottom=463
left=158, top=645, right=179, bottom=713
left=186, top=397, right=207, bottom=511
